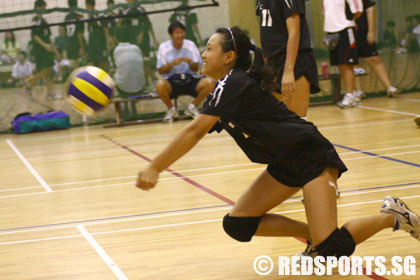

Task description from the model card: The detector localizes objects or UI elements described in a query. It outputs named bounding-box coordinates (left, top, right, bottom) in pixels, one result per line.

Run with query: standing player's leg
left=365, top=55, right=398, bottom=97
left=224, top=170, right=311, bottom=242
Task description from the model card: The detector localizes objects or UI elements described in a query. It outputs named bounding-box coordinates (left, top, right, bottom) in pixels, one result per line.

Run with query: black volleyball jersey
left=256, top=0, right=312, bottom=58
left=356, top=0, right=376, bottom=31
left=201, top=69, right=336, bottom=165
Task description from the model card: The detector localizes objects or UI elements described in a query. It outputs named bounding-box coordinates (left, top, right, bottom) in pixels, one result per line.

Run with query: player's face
left=170, top=28, right=186, bottom=47
left=202, top=33, right=235, bottom=80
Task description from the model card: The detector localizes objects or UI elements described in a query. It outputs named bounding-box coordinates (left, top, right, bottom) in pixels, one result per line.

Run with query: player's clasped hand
left=136, top=166, right=159, bottom=191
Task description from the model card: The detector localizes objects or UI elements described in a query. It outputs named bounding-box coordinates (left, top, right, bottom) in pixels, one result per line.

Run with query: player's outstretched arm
left=136, top=114, right=220, bottom=190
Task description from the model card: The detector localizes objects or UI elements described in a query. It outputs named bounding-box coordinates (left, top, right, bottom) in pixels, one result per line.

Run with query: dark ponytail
left=215, top=26, right=278, bottom=92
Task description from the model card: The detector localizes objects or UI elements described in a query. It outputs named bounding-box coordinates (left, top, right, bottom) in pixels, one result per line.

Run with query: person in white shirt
left=9, top=51, right=33, bottom=86
left=323, top=0, right=363, bottom=108
left=156, top=21, right=214, bottom=122
left=111, top=27, right=146, bottom=118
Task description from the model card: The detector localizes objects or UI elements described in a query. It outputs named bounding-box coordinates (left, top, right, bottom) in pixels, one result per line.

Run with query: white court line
left=77, top=225, right=128, bottom=280
left=2, top=194, right=420, bottom=246
left=6, top=139, right=52, bottom=192
left=319, top=118, right=412, bottom=130
left=357, top=105, right=419, bottom=116
left=4, top=183, right=420, bottom=236
left=6, top=140, right=419, bottom=192
left=2, top=146, right=420, bottom=200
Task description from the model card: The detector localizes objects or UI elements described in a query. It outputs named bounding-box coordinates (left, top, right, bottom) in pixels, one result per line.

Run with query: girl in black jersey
left=137, top=27, right=420, bottom=259
left=256, top=0, right=320, bottom=118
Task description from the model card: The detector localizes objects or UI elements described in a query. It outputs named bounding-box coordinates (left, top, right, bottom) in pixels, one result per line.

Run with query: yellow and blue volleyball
left=66, top=66, right=115, bottom=116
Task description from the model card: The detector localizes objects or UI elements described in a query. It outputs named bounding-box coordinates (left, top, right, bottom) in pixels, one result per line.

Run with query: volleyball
left=65, top=66, right=115, bottom=116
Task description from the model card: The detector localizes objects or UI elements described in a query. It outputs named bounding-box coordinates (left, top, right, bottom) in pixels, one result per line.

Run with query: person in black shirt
left=256, top=0, right=319, bottom=118
left=354, top=0, right=398, bottom=99
left=25, top=0, right=58, bottom=99
left=85, top=0, right=110, bottom=71
left=136, top=26, right=420, bottom=259
left=65, top=0, right=85, bottom=69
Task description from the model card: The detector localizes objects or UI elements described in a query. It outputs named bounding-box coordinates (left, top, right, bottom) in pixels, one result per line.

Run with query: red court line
left=102, top=134, right=388, bottom=280
left=101, top=135, right=235, bottom=205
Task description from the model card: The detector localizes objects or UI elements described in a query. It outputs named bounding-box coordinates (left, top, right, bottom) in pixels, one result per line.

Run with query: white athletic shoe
left=337, top=93, right=357, bottom=108
left=380, top=196, right=420, bottom=241
left=184, top=104, right=200, bottom=119
left=353, top=90, right=365, bottom=103
left=415, top=116, right=420, bottom=127
left=387, top=86, right=399, bottom=98
left=163, top=107, right=178, bottom=122
left=353, top=67, right=366, bottom=75
left=295, top=241, right=318, bottom=258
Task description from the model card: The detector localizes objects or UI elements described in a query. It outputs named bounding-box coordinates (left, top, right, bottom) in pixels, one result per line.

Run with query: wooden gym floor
left=0, top=92, right=420, bottom=279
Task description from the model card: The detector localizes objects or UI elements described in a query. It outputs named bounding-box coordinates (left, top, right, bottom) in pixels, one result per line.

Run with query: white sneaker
left=387, top=86, right=399, bottom=98
left=184, top=104, right=200, bottom=118
left=380, top=196, right=420, bottom=241
left=353, top=67, right=366, bottom=75
left=337, top=93, right=356, bottom=108
left=396, top=48, right=407, bottom=54
left=163, top=107, right=178, bottom=122
left=415, top=116, right=420, bottom=127
left=353, top=90, right=365, bottom=103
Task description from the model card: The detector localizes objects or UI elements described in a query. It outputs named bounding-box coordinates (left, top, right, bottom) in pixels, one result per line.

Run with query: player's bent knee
left=315, top=227, right=356, bottom=257
left=222, top=214, right=262, bottom=242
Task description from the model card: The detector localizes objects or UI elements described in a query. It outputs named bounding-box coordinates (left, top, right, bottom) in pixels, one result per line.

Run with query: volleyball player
left=136, top=26, right=420, bottom=260
left=256, top=0, right=320, bottom=118
left=65, top=0, right=85, bottom=69
left=354, top=0, right=398, bottom=100
left=25, top=0, right=57, bottom=99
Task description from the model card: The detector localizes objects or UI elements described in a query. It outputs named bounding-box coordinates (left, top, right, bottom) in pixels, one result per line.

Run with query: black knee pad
left=222, top=214, right=262, bottom=242
left=315, top=227, right=356, bottom=257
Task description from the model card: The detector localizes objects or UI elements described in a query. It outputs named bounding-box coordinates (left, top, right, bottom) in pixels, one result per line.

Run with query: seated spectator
left=1, top=31, right=20, bottom=65
left=9, top=51, right=33, bottom=87
left=156, top=21, right=214, bottom=122
left=111, top=27, right=146, bottom=117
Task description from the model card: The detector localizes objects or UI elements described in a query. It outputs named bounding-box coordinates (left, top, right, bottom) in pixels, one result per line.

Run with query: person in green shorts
left=119, top=0, right=159, bottom=90
left=104, top=0, right=119, bottom=50
left=169, top=0, right=203, bottom=47
left=65, top=0, right=85, bottom=69
left=25, top=0, right=58, bottom=99
left=85, top=0, right=110, bottom=71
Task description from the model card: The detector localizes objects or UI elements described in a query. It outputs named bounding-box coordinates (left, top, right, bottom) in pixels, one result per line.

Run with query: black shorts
left=329, top=28, right=359, bottom=66
left=356, top=29, right=378, bottom=58
left=268, top=50, right=320, bottom=94
left=267, top=148, right=347, bottom=187
left=167, top=73, right=200, bottom=99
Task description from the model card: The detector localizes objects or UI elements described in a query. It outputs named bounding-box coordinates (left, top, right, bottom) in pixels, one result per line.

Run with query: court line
left=0, top=205, right=229, bottom=234
left=5, top=139, right=52, bottom=192
left=101, top=135, right=235, bottom=205
left=1, top=147, right=419, bottom=199
left=3, top=182, right=420, bottom=236
left=334, top=144, right=420, bottom=168
left=2, top=194, right=420, bottom=246
left=357, top=105, right=419, bottom=116
left=77, top=225, right=129, bottom=280
left=6, top=142, right=419, bottom=192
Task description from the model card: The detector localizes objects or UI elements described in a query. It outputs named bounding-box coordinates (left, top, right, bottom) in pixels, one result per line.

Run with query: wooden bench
left=106, top=92, right=192, bottom=127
